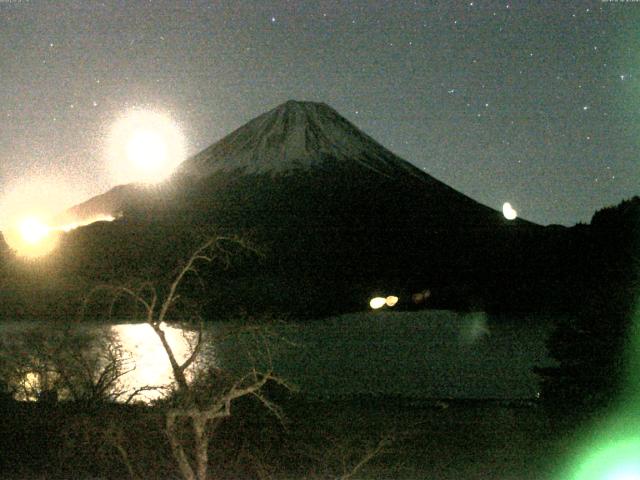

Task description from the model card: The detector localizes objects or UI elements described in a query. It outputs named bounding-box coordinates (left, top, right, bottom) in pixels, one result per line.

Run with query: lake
left=0, top=310, right=555, bottom=402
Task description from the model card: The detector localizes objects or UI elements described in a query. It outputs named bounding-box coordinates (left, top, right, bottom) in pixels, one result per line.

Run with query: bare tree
left=292, top=430, right=394, bottom=480
left=92, top=236, right=291, bottom=480
left=0, top=323, right=135, bottom=403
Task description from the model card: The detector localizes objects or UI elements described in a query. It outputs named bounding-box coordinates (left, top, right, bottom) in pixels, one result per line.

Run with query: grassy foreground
left=0, top=395, right=569, bottom=480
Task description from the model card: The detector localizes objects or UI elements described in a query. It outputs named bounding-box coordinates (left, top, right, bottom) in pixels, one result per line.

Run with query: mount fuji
left=66, top=100, right=524, bottom=230
left=53, top=101, right=553, bottom=317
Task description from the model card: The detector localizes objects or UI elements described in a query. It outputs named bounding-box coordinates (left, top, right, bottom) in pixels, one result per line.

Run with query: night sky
left=2, top=0, right=639, bottom=226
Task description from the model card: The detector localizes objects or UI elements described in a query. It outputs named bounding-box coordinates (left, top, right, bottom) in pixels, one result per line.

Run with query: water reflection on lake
left=0, top=321, right=201, bottom=402
left=0, top=310, right=555, bottom=402
left=111, top=322, right=199, bottom=401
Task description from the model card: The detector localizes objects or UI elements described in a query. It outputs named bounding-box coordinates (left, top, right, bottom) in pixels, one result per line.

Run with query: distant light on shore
left=385, top=295, right=399, bottom=307
left=4, top=214, right=115, bottom=258
left=502, top=202, right=518, bottom=220
left=369, top=297, right=386, bottom=309
left=370, top=295, right=399, bottom=309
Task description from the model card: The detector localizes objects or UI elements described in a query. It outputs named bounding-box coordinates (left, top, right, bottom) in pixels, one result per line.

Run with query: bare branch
left=166, top=414, right=197, bottom=480
left=123, top=385, right=169, bottom=404
left=151, top=322, right=189, bottom=392
left=178, top=324, right=203, bottom=374
left=338, top=436, right=392, bottom=480
left=157, top=238, right=218, bottom=324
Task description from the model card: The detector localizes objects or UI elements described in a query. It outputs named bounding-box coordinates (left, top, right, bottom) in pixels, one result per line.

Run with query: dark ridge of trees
left=0, top=163, right=557, bottom=321
left=535, top=196, right=640, bottom=427
left=0, top=168, right=635, bottom=324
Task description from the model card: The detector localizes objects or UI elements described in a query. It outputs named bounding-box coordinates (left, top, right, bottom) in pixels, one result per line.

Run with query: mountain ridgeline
left=0, top=101, right=632, bottom=320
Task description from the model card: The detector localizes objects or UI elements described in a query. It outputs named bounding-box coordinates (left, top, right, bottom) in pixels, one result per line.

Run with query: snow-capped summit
left=179, top=100, right=425, bottom=179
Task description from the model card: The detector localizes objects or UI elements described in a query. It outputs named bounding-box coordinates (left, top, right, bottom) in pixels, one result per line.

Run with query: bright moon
left=126, top=129, right=168, bottom=171
left=108, top=109, right=186, bottom=185
left=502, top=202, right=518, bottom=220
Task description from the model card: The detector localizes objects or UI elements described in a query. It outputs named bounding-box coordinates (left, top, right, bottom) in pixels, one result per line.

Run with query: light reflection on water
left=111, top=322, right=201, bottom=401
left=0, top=321, right=207, bottom=403
left=0, top=311, right=554, bottom=402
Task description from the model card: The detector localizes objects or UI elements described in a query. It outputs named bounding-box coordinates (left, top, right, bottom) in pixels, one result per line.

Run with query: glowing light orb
left=108, top=109, right=186, bottom=185
left=4, top=215, right=59, bottom=258
left=19, top=217, right=49, bottom=245
left=370, top=297, right=387, bottom=309
left=126, top=129, right=168, bottom=172
left=502, top=202, right=518, bottom=220
left=0, top=176, right=84, bottom=258
left=3, top=213, right=117, bottom=259
left=385, top=295, right=399, bottom=307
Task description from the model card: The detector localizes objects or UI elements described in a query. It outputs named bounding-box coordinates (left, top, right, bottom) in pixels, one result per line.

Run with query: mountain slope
left=69, top=100, right=520, bottom=230
left=55, top=100, right=548, bottom=317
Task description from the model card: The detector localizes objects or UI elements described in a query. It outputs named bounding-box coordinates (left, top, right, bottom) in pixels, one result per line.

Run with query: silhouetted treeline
left=535, top=196, right=640, bottom=426
left=0, top=170, right=637, bottom=327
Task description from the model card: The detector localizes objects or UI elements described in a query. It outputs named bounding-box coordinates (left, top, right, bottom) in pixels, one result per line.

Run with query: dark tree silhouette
left=536, top=197, right=640, bottom=426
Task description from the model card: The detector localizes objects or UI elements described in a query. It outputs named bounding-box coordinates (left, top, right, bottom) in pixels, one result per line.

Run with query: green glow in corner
left=569, top=437, right=640, bottom=480
left=563, top=305, right=640, bottom=480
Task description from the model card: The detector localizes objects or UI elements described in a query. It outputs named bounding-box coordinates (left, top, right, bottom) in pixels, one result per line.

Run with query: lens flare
left=568, top=437, right=640, bottom=480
